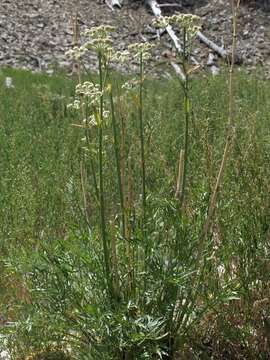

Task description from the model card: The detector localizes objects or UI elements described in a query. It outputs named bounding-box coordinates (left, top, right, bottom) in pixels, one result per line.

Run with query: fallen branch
left=197, top=31, right=228, bottom=59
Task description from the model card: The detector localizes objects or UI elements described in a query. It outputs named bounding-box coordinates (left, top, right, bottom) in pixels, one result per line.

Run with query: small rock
left=210, top=65, right=220, bottom=76
left=207, top=52, right=215, bottom=66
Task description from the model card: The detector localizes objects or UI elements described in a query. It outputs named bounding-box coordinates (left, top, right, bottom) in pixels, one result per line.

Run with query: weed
left=0, top=5, right=270, bottom=358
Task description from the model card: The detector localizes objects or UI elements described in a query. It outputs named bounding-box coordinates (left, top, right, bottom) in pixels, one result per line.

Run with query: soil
left=0, top=0, right=269, bottom=77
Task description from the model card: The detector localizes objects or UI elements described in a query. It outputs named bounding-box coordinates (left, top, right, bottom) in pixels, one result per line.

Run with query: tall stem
left=139, top=52, right=146, bottom=223
left=109, top=86, right=126, bottom=240
left=139, top=52, right=148, bottom=302
left=98, top=52, right=112, bottom=298
left=181, top=80, right=189, bottom=205
left=71, top=13, right=81, bottom=83
left=177, top=28, right=190, bottom=206
left=197, top=0, right=240, bottom=260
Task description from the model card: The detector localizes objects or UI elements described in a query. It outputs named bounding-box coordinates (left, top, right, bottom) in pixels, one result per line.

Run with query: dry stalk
left=198, top=0, right=241, bottom=257
left=71, top=13, right=92, bottom=226
left=119, top=100, right=127, bottom=237
left=71, top=13, right=82, bottom=83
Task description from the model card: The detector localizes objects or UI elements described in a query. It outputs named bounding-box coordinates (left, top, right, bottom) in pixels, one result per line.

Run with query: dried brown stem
left=198, top=0, right=241, bottom=256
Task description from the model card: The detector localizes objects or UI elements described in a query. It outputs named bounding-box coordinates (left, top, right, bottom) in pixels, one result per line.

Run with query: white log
left=197, top=31, right=228, bottom=59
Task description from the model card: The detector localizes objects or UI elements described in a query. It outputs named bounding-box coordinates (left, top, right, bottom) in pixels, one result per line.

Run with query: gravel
left=0, top=0, right=269, bottom=77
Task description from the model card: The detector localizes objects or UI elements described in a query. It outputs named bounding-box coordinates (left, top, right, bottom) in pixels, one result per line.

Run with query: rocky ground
left=0, top=0, right=269, bottom=77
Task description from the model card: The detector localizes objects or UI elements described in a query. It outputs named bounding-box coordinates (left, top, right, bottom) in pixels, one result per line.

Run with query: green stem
left=179, top=28, right=190, bottom=206
left=84, top=121, right=99, bottom=202
left=139, top=52, right=146, bottom=222
left=109, top=86, right=126, bottom=240
left=98, top=52, right=112, bottom=298
left=139, top=52, right=148, bottom=304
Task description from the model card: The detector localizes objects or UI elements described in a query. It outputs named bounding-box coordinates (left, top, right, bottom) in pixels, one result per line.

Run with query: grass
left=0, top=64, right=270, bottom=359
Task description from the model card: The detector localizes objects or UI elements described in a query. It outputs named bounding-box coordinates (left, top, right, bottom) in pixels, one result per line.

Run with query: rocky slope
left=0, top=0, right=269, bottom=75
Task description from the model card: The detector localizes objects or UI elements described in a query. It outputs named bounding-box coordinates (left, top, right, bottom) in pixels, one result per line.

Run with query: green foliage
left=0, top=64, right=270, bottom=359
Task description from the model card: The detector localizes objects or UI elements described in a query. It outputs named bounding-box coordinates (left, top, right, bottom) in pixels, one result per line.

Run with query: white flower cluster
left=65, top=25, right=115, bottom=61
left=67, top=81, right=101, bottom=111
left=128, top=42, right=155, bottom=61
left=75, top=82, right=102, bottom=106
left=121, top=78, right=140, bottom=91
left=65, top=24, right=155, bottom=68
left=111, top=49, right=130, bottom=64
left=67, top=81, right=110, bottom=128
left=81, top=109, right=110, bottom=128
left=83, top=25, right=115, bottom=55
left=67, top=99, right=82, bottom=110
left=154, top=14, right=201, bottom=38
left=112, top=42, right=154, bottom=64
left=83, top=25, right=115, bottom=39
left=65, top=46, right=87, bottom=60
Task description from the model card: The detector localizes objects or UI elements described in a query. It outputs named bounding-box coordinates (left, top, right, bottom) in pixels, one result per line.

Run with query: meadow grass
left=0, top=65, right=270, bottom=359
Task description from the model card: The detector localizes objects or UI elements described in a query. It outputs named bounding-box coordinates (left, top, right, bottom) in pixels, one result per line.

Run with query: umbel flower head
left=83, top=25, right=115, bottom=56
left=128, top=42, right=155, bottom=61
left=111, top=49, right=130, bottom=64
left=67, top=81, right=102, bottom=111
left=154, top=14, right=201, bottom=38
left=75, top=81, right=102, bottom=106
left=112, top=42, right=155, bottom=64
left=65, top=25, right=116, bottom=61
left=65, top=46, right=87, bottom=60
left=67, top=81, right=110, bottom=128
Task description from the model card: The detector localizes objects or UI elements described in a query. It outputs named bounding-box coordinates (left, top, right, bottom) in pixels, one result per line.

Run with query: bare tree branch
left=197, top=31, right=228, bottom=59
